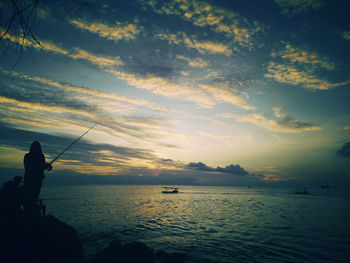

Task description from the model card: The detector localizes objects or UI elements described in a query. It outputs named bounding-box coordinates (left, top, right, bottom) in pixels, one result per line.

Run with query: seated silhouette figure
left=23, top=141, right=52, bottom=215
left=0, top=176, right=23, bottom=219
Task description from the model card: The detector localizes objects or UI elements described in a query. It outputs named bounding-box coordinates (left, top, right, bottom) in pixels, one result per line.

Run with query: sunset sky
left=0, top=0, right=349, bottom=186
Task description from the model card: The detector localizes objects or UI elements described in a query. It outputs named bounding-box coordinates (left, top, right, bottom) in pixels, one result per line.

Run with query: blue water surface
left=40, top=185, right=350, bottom=263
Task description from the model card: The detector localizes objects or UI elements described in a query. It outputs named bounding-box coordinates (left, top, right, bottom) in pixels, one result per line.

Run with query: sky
left=0, top=0, right=349, bottom=187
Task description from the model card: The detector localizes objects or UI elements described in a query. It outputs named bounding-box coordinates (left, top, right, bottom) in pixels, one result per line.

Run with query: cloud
left=219, top=108, right=321, bottom=133
left=265, top=44, right=348, bottom=90
left=0, top=69, right=188, bottom=153
left=254, top=166, right=286, bottom=181
left=2, top=32, right=228, bottom=110
left=2, top=30, right=238, bottom=111
left=1, top=68, right=165, bottom=112
left=108, top=69, right=216, bottom=108
left=198, top=82, right=255, bottom=110
left=0, top=95, right=92, bottom=117
left=184, top=37, right=232, bottom=55
left=272, top=44, right=335, bottom=70
left=176, top=55, right=209, bottom=68
left=143, top=0, right=262, bottom=47
left=69, top=48, right=123, bottom=68
left=343, top=31, right=350, bottom=40
left=156, top=32, right=232, bottom=55
left=1, top=30, right=126, bottom=71
left=0, top=29, right=69, bottom=55
left=274, top=0, right=326, bottom=16
left=0, top=92, right=172, bottom=148
left=0, top=126, right=264, bottom=186
left=198, top=131, right=234, bottom=147
left=187, top=162, right=249, bottom=175
left=70, top=20, right=141, bottom=41
left=265, top=62, right=350, bottom=90
left=0, top=124, right=184, bottom=175
left=337, top=142, right=350, bottom=158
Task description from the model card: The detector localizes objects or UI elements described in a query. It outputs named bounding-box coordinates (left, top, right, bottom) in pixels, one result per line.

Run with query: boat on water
left=295, top=187, right=308, bottom=195
left=162, top=187, right=179, bottom=194
left=321, top=184, right=330, bottom=189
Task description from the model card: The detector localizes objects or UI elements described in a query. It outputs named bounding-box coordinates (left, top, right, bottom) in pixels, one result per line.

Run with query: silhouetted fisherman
left=0, top=176, right=23, bottom=218
left=23, top=141, right=52, bottom=212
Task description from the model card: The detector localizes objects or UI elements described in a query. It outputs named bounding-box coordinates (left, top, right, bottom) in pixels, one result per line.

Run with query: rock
left=155, top=250, right=186, bottom=263
left=89, top=240, right=123, bottom=263
left=0, top=214, right=83, bottom=263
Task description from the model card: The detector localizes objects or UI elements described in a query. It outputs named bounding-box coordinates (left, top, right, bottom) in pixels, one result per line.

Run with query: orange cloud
left=70, top=20, right=141, bottom=41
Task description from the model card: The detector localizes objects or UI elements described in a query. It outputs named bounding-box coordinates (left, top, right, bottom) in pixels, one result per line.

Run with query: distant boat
left=321, top=184, right=330, bottom=189
left=162, top=187, right=179, bottom=194
left=295, top=187, right=308, bottom=195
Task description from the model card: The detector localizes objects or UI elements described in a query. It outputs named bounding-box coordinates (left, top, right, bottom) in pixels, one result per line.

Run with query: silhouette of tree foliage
left=0, top=0, right=89, bottom=63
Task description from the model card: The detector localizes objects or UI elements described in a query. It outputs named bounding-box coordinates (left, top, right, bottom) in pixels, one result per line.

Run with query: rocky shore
left=0, top=214, right=186, bottom=263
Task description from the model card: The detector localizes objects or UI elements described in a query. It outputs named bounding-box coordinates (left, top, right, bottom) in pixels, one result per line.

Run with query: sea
left=40, top=185, right=350, bottom=263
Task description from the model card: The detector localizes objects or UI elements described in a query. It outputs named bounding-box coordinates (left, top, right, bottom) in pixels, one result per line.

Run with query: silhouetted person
left=0, top=176, right=23, bottom=218
left=23, top=141, right=52, bottom=212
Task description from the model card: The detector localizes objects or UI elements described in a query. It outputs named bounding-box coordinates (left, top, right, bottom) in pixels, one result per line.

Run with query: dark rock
left=89, top=239, right=123, bottom=263
left=0, top=214, right=83, bottom=263
left=155, top=250, right=186, bottom=263
left=122, top=242, right=154, bottom=263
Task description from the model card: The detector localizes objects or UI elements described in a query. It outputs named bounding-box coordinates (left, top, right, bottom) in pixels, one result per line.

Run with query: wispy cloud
left=342, top=31, right=350, bottom=40
left=70, top=20, right=141, bottom=41
left=2, top=32, right=243, bottom=111
left=108, top=69, right=216, bottom=108
left=198, top=82, right=255, bottom=110
left=176, top=55, right=209, bottom=68
left=69, top=48, right=123, bottom=68
left=272, top=44, right=335, bottom=70
left=198, top=131, right=234, bottom=147
left=0, top=28, right=69, bottom=55
left=157, top=32, right=232, bottom=55
left=274, top=0, right=326, bottom=16
left=219, top=108, right=321, bottom=133
left=143, top=0, right=261, bottom=47
left=343, top=124, right=350, bottom=130
left=1, top=30, right=123, bottom=69
left=264, top=43, right=348, bottom=90
left=265, top=62, right=350, bottom=90
left=1, top=68, right=166, bottom=112
left=0, top=95, right=92, bottom=117
left=0, top=69, right=186, bottom=154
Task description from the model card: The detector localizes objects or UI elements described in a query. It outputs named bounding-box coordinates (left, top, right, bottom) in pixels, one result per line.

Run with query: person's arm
left=43, top=154, right=53, bottom=171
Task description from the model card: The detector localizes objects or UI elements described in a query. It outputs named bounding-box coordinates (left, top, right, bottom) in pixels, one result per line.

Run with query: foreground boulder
left=0, top=214, right=83, bottom=263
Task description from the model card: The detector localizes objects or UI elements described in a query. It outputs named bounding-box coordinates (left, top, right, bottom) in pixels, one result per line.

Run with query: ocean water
left=40, top=185, right=350, bottom=263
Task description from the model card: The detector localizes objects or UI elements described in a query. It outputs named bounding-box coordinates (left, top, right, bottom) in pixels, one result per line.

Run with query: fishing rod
left=49, top=123, right=96, bottom=166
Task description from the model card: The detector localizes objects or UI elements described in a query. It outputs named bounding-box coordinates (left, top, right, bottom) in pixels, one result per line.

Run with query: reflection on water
left=41, top=185, right=350, bottom=263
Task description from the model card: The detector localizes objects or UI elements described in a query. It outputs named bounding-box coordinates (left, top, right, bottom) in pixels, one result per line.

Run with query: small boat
left=295, top=187, right=308, bottom=195
left=321, top=184, right=330, bottom=189
left=162, top=187, right=179, bottom=194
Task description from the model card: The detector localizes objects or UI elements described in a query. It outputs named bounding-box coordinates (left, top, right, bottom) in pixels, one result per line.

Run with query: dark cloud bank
left=338, top=142, right=350, bottom=158
left=187, top=162, right=249, bottom=175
